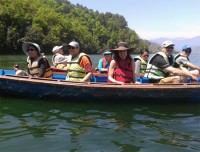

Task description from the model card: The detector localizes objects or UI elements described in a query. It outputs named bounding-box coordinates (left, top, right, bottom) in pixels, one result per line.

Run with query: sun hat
left=52, top=45, right=63, bottom=53
left=67, top=41, right=79, bottom=49
left=182, top=45, right=192, bottom=51
left=103, top=51, right=112, bottom=55
left=22, top=42, right=41, bottom=55
left=162, top=40, right=175, bottom=48
left=111, top=42, right=131, bottom=51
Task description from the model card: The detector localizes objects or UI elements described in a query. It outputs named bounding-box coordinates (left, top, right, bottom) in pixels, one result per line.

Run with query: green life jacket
left=134, top=56, right=148, bottom=74
left=67, top=53, right=91, bottom=81
left=144, top=52, right=174, bottom=79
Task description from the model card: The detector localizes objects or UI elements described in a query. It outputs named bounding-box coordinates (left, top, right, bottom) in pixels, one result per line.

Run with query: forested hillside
left=0, top=0, right=156, bottom=54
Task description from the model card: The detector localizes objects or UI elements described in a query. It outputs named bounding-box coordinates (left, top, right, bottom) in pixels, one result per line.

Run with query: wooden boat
left=1, top=69, right=200, bottom=101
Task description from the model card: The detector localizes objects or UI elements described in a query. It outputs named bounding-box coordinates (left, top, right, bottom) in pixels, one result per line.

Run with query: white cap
left=67, top=41, right=79, bottom=49
left=22, top=42, right=41, bottom=55
left=162, top=40, right=175, bottom=48
left=52, top=45, right=63, bottom=53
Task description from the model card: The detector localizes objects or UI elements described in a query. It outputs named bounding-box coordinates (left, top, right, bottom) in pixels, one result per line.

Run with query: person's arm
left=177, top=56, right=200, bottom=71
left=135, top=60, right=141, bottom=74
left=179, top=66, right=192, bottom=75
left=81, top=70, right=92, bottom=82
left=132, top=60, right=141, bottom=84
left=164, top=66, right=198, bottom=81
left=38, top=58, right=48, bottom=77
left=79, top=56, right=93, bottom=82
left=108, top=60, right=124, bottom=84
left=101, top=67, right=109, bottom=73
left=98, top=59, right=103, bottom=72
left=186, top=62, right=200, bottom=71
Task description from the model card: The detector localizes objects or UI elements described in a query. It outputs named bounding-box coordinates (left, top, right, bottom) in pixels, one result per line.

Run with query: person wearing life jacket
left=13, top=64, right=29, bottom=76
left=144, top=40, right=197, bottom=83
left=97, top=50, right=112, bottom=73
left=52, top=45, right=68, bottom=70
left=108, top=42, right=140, bottom=85
left=21, top=42, right=52, bottom=78
left=174, top=45, right=200, bottom=82
left=66, top=40, right=93, bottom=82
left=133, top=48, right=149, bottom=76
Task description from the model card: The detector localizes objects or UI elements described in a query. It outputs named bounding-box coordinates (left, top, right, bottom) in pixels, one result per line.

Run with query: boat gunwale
left=1, top=75, right=200, bottom=91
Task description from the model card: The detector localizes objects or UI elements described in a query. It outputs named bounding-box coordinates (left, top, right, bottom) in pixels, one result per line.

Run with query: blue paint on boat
left=0, top=69, right=3, bottom=76
left=52, top=73, right=66, bottom=80
left=1, top=69, right=200, bottom=102
left=3, top=69, right=16, bottom=75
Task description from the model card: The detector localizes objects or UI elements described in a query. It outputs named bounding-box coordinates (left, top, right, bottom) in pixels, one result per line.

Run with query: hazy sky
left=69, top=0, right=200, bottom=40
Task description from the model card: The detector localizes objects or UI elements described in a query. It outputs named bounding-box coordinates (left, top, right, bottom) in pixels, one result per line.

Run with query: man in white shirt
left=174, top=45, right=200, bottom=82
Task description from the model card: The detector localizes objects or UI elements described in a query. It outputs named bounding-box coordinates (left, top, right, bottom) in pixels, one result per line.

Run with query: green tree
left=0, top=0, right=151, bottom=55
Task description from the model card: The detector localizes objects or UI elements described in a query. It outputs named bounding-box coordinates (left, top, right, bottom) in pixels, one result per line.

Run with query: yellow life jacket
left=66, top=53, right=91, bottom=81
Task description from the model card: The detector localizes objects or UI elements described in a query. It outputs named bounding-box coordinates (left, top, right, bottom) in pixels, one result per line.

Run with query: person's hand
left=135, top=81, right=141, bottom=84
left=116, top=81, right=124, bottom=85
left=190, top=75, right=198, bottom=82
left=13, top=67, right=18, bottom=72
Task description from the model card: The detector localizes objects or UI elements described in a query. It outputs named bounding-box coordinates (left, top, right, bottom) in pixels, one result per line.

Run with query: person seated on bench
left=144, top=40, right=197, bottom=83
left=14, top=64, right=28, bottom=76
left=97, top=50, right=112, bottom=74
left=16, top=42, right=52, bottom=78
left=52, top=45, right=69, bottom=70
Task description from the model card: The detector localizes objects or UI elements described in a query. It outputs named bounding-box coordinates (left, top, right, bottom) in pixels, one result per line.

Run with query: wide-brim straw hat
left=22, top=42, right=41, bottom=55
left=111, top=46, right=131, bottom=51
left=110, top=42, right=132, bottom=51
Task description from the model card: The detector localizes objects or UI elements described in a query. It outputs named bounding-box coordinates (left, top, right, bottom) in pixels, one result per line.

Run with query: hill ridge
left=150, top=36, right=200, bottom=53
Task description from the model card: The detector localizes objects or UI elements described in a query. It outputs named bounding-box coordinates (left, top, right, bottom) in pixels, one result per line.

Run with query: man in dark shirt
left=150, top=54, right=174, bottom=70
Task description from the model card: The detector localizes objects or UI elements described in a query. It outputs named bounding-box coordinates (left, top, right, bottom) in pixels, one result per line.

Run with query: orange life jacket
left=101, top=58, right=112, bottom=68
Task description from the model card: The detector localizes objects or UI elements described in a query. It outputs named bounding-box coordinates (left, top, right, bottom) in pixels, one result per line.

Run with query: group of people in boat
left=15, top=40, right=200, bottom=84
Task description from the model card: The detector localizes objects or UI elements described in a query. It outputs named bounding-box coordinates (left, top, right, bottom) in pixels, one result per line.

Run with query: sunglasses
left=185, top=48, right=191, bottom=53
left=166, top=46, right=174, bottom=49
left=68, top=46, right=75, bottom=49
left=143, top=54, right=149, bottom=57
left=27, top=48, right=35, bottom=52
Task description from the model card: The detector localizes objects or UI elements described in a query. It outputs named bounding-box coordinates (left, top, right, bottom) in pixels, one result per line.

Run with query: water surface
left=0, top=97, right=200, bottom=152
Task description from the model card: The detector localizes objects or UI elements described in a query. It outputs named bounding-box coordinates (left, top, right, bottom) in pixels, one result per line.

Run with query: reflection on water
left=0, top=97, right=200, bottom=152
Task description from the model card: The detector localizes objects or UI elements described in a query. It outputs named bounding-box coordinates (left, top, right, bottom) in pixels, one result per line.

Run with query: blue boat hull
left=1, top=75, right=200, bottom=102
